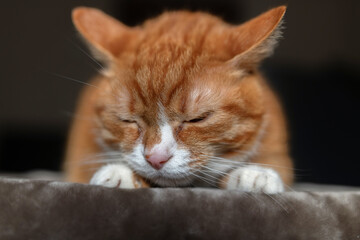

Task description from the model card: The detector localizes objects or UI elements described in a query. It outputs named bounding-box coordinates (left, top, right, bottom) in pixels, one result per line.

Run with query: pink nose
left=145, top=152, right=172, bottom=170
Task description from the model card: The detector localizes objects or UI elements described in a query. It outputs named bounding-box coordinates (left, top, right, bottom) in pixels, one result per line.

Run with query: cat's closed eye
left=185, top=112, right=212, bottom=123
left=118, top=117, right=136, bottom=124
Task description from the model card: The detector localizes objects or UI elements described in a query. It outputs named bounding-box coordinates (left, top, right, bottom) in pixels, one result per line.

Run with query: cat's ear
left=72, top=7, right=136, bottom=62
left=227, top=6, right=286, bottom=69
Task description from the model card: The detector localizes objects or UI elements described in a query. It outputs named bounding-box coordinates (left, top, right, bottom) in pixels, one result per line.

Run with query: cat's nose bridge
left=143, top=126, right=161, bottom=152
left=143, top=123, right=176, bottom=169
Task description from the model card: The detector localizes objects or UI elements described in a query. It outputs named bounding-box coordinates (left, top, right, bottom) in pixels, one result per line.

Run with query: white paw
left=90, top=164, right=135, bottom=189
left=226, top=166, right=284, bottom=193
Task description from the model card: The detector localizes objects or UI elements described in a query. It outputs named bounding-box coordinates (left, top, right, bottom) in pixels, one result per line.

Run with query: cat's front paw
left=90, top=164, right=146, bottom=189
left=225, top=166, right=284, bottom=193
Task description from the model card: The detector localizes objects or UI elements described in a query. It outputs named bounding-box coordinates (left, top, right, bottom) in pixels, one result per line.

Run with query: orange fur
left=64, top=6, right=293, bottom=187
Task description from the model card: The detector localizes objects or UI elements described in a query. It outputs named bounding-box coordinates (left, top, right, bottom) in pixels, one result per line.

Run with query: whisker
left=79, top=159, right=124, bottom=165
left=90, top=154, right=124, bottom=159
left=282, top=183, right=297, bottom=192
left=200, top=169, right=231, bottom=187
left=90, top=152, right=127, bottom=158
left=207, top=161, right=307, bottom=180
left=203, top=155, right=303, bottom=172
left=45, top=71, right=100, bottom=88
left=201, top=165, right=230, bottom=176
left=196, top=169, right=221, bottom=182
left=189, top=172, right=218, bottom=187
left=68, top=39, right=105, bottom=71
left=265, top=193, right=290, bottom=214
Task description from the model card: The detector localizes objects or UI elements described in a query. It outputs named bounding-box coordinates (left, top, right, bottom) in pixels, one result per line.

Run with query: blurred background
left=0, top=0, right=359, bottom=186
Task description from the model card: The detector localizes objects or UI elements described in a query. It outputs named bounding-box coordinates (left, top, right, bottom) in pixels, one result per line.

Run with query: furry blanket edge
left=0, top=178, right=359, bottom=240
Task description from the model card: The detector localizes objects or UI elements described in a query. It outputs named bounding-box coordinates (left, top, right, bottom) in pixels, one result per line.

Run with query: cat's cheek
left=177, top=126, right=202, bottom=145
left=176, top=127, right=215, bottom=157
left=117, top=126, right=142, bottom=152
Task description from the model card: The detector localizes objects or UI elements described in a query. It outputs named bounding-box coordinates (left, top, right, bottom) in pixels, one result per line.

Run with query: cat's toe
left=90, top=164, right=136, bottom=188
left=226, top=166, right=284, bottom=194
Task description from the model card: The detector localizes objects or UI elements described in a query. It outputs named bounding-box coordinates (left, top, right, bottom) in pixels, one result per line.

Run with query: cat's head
left=72, top=6, right=286, bottom=186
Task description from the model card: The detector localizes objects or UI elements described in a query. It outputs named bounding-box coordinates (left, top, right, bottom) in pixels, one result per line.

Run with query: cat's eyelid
left=121, top=119, right=136, bottom=123
left=117, top=116, right=136, bottom=124
left=185, top=111, right=213, bottom=123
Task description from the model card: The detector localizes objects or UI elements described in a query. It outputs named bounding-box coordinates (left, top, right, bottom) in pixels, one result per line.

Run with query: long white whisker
left=265, top=193, right=290, bottom=213
left=189, top=172, right=218, bottom=187
left=204, top=156, right=300, bottom=171
left=196, top=169, right=220, bottom=182
left=79, top=159, right=125, bottom=165
left=201, top=165, right=229, bottom=176
left=70, top=40, right=105, bottom=71
left=92, top=152, right=124, bottom=157
left=45, top=71, right=100, bottom=88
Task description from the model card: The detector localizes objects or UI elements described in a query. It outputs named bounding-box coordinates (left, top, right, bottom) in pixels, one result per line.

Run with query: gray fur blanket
left=0, top=178, right=359, bottom=240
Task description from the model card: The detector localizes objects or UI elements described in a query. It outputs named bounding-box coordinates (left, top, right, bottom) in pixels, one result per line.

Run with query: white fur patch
left=125, top=107, right=193, bottom=186
left=149, top=123, right=176, bottom=155
left=226, top=165, right=284, bottom=193
left=90, top=164, right=135, bottom=189
left=128, top=140, right=192, bottom=186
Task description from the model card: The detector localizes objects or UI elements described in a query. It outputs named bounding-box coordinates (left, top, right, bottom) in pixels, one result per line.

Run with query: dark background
left=0, top=0, right=359, bottom=186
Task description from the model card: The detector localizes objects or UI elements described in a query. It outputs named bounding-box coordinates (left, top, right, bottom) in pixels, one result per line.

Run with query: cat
left=64, top=6, right=293, bottom=193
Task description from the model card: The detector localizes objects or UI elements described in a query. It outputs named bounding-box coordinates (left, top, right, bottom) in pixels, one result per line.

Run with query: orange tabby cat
left=64, top=6, right=293, bottom=193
